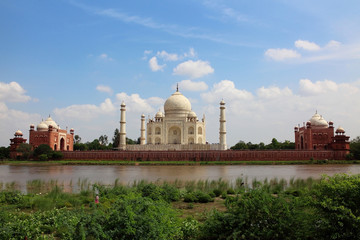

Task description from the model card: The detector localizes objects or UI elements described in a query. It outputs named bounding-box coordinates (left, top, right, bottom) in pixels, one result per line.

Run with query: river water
left=1, top=164, right=359, bottom=192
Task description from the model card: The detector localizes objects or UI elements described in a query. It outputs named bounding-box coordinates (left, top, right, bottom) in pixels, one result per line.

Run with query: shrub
left=208, top=192, right=216, bottom=198
left=38, top=154, right=48, bottom=161
left=227, top=188, right=235, bottom=194
left=50, top=151, right=63, bottom=160
left=213, top=189, right=222, bottom=197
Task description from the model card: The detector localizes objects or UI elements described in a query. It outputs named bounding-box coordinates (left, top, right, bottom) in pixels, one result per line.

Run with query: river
left=1, top=164, right=359, bottom=192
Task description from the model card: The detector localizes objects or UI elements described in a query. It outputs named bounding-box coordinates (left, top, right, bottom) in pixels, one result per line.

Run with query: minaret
left=219, top=99, right=227, bottom=150
left=140, top=114, right=146, bottom=145
left=119, top=101, right=126, bottom=150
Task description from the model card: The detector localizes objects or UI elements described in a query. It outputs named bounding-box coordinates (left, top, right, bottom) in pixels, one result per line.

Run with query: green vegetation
left=73, top=129, right=139, bottom=151
left=231, top=138, right=295, bottom=150
left=0, top=175, right=359, bottom=239
left=0, top=146, right=10, bottom=159
left=350, top=136, right=360, bottom=160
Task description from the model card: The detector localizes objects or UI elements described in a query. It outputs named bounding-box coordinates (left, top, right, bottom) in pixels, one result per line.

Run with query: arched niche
left=168, top=126, right=181, bottom=144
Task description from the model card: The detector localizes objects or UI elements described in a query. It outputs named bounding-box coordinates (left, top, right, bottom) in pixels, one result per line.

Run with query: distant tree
left=112, top=128, right=120, bottom=148
left=33, top=144, right=53, bottom=157
left=16, top=143, right=33, bottom=160
left=74, top=143, right=88, bottom=151
left=0, top=146, right=10, bottom=159
left=98, top=135, right=108, bottom=146
left=231, top=139, right=295, bottom=150
left=350, top=136, right=360, bottom=159
left=230, top=141, right=248, bottom=150
left=74, top=135, right=82, bottom=144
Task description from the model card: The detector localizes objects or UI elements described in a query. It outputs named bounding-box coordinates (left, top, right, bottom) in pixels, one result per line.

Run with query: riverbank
left=2, top=159, right=360, bottom=165
left=0, top=175, right=359, bottom=239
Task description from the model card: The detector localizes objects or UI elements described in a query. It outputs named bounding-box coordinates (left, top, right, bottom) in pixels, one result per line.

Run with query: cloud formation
left=295, top=40, right=320, bottom=51
left=173, top=60, right=214, bottom=79
left=0, top=81, right=31, bottom=102
left=96, top=85, right=113, bottom=95
left=264, top=48, right=301, bottom=61
left=177, top=80, right=208, bottom=91
left=54, top=98, right=116, bottom=120
left=149, top=56, right=165, bottom=71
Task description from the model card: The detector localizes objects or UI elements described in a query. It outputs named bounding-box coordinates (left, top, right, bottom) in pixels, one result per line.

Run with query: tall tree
left=99, top=135, right=108, bottom=146
left=74, top=135, right=82, bottom=144
left=112, top=128, right=120, bottom=148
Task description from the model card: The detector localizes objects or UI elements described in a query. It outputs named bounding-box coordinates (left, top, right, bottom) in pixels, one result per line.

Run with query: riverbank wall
left=62, top=150, right=349, bottom=161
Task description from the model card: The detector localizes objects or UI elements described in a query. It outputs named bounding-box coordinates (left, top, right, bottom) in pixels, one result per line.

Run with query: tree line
left=73, top=128, right=139, bottom=151
left=230, top=138, right=295, bottom=150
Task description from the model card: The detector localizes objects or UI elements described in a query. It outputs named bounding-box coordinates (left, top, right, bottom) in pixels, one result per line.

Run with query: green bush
left=50, top=151, right=63, bottom=160
left=213, top=189, right=222, bottom=197
left=38, top=154, right=48, bottom=161
left=226, top=188, right=235, bottom=194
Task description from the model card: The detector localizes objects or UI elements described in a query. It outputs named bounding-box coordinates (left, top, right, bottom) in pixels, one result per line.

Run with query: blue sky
left=1, top=0, right=360, bottom=147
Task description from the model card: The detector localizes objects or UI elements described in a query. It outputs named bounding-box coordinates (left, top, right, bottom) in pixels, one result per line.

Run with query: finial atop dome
left=176, top=83, right=179, bottom=92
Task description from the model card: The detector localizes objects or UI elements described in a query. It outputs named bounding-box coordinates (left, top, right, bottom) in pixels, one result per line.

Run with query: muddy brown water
left=1, top=164, right=359, bottom=192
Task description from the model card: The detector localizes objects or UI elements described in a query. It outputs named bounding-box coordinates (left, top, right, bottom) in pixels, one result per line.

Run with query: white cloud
left=149, top=56, right=166, bottom=71
left=176, top=80, right=208, bottom=91
left=173, top=60, right=214, bottom=79
left=0, top=102, right=41, bottom=146
left=295, top=40, right=320, bottom=51
left=257, top=86, right=292, bottom=99
left=157, top=51, right=179, bottom=61
left=142, top=50, right=153, bottom=60
left=54, top=98, right=116, bottom=121
left=116, top=92, right=164, bottom=113
left=201, top=80, right=253, bottom=103
left=325, top=40, right=341, bottom=49
left=96, top=85, right=113, bottom=95
left=299, top=79, right=338, bottom=95
left=200, top=79, right=360, bottom=147
left=264, top=48, right=301, bottom=61
left=0, top=81, right=31, bottom=102
left=184, top=48, right=196, bottom=58
left=98, top=53, right=113, bottom=61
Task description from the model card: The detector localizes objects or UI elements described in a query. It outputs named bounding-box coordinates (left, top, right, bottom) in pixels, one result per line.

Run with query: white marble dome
left=164, top=91, right=191, bottom=117
left=155, top=111, right=164, bottom=118
left=309, top=112, right=328, bottom=128
left=44, top=116, right=59, bottom=129
left=37, top=122, right=48, bottom=131
left=188, top=111, right=197, bottom=118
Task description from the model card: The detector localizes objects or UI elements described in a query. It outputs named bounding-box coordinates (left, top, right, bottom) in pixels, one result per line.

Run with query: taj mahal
left=118, top=86, right=227, bottom=151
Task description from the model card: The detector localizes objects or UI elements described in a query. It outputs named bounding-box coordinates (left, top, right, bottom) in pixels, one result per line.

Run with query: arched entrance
left=301, top=136, right=304, bottom=150
left=60, top=138, right=65, bottom=151
left=168, top=126, right=181, bottom=144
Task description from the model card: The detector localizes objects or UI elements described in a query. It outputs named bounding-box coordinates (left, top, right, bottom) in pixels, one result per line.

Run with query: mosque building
left=294, top=112, right=350, bottom=151
left=119, top=87, right=227, bottom=151
left=29, top=116, right=74, bottom=151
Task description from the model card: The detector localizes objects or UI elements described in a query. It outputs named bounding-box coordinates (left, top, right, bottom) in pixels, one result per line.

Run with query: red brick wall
left=62, top=149, right=349, bottom=161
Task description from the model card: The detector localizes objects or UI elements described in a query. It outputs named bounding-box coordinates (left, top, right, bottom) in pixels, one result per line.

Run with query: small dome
left=188, top=111, right=197, bottom=118
left=164, top=91, right=191, bottom=117
left=336, top=126, right=345, bottom=134
left=309, top=112, right=328, bottom=128
left=44, top=116, right=59, bottom=129
left=220, top=99, right=225, bottom=105
left=155, top=111, right=164, bottom=118
left=15, top=130, right=23, bottom=136
left=37, top=122, right=48, bottom=131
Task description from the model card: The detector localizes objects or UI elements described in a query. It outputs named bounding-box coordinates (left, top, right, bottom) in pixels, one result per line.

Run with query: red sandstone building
left=29, top=116, right=74, bottom=151
left=9, top=130, right=27, bottom=159
left=294, top=112, right=349, bottom=151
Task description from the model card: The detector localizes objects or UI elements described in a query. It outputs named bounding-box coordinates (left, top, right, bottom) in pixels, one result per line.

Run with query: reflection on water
left=0, top=164, right=359, bottom=192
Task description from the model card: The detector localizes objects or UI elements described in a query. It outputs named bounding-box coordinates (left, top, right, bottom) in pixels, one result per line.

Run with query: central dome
left=164, top=91, right=191, bottom=117
left=309, top=112, right=328, bottom=128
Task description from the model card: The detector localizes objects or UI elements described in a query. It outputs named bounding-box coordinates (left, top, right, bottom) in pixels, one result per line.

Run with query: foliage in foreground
left=0, top=174, right=360, bottom=239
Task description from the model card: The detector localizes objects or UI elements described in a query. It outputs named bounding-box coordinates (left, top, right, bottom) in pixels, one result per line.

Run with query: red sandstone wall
left=62, top=150, right=349, bottom=161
